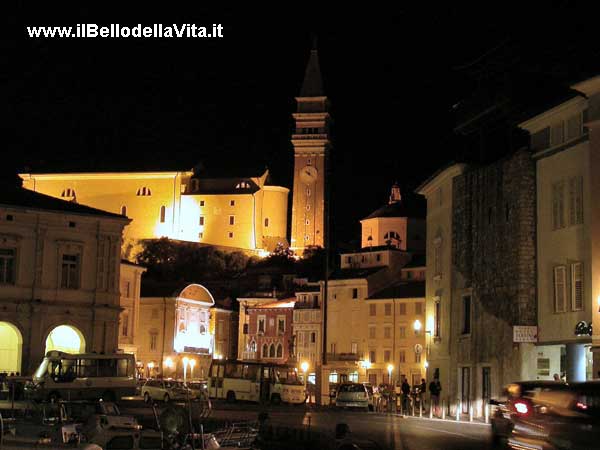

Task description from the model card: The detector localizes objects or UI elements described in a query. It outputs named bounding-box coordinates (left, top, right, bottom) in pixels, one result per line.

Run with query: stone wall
left=452, top=148, right=536, bottom=326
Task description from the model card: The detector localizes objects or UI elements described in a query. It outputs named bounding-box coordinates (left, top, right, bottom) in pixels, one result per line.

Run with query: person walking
left=429, top=377, right=442, bottom=417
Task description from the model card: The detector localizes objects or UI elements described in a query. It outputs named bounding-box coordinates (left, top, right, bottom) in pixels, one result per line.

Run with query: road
left=120, top=398, right=496, bottom=450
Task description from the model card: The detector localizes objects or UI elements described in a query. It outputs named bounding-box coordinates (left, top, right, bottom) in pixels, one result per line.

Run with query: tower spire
left=300, top=43, right=324, bottom=97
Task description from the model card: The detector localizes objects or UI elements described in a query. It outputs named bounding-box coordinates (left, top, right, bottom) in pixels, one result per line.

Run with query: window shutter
left=554, top=266, right=567, bottom=312
left=552, top=183, right=559, bottom=230
left=558, top=182, right=565, bottom=228
left=569, top=178, right=577, bottom=226
left=575, top=177, right=583, bottom=225
left=571, top=262, right=583, bottom=311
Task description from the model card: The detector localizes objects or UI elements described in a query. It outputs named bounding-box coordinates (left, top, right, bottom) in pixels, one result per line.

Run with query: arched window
left=136, top=187, right=152, bottom=196
left=159, top=206, right=166, bottom=223
left=61, top=188, right=76, bottom=198
left=250, top=341, right=257, bottom=353
left=384, top=231, right=401, bottom=247
left=276, top=343, right=283, bottom=358
left=262, top=344, right=268, bottom=358
left=269, top=344, right=275, bottom=358
left=120, top=206, right=127, bottom=216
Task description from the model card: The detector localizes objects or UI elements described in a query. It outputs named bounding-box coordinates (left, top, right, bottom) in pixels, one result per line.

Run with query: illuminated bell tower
left=290, top=46, right=331, bottom=254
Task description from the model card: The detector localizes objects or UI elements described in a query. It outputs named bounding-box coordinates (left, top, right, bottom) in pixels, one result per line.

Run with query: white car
left=141, top=379, right=191, bottom=403
left=336, top=382, right=370, bottom=411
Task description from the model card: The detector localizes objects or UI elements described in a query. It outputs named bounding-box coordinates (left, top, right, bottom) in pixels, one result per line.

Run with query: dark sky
left=7, top=3, right=599, bottom=247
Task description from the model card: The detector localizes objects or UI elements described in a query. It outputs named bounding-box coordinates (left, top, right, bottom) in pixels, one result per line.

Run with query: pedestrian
left=553, top=373, right=560, bottom=381
left=401, top=377, right=411, bottom=414
left=429, top=377, right=442, bottom=417
left=419, top=378, right=427, bottom=411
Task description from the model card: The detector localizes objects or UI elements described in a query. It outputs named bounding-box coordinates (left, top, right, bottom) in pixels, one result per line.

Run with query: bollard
left=419, top=400, right=423, bottom=418
left=442, top=399, right=446, bottom=420
left=429, top=401, right=433, bottom=419
left=469, top=404, right=473, bottom=422
left=485, top=403, right=489, bottom=424
left=456, top=401, right=461, bottom=421
left=412, top=399, right=415, bottom=416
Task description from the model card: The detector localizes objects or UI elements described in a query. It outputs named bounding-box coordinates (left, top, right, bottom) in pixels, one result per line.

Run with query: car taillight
left=514, top=400, right=530, bottom=416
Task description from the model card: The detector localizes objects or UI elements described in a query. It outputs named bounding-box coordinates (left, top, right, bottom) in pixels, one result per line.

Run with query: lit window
left=235, top=181, right=250, bottom=189
left=159, top=206, right=166, bottom=223
left=121, top=205, right=127, bottom=216
left=136, top=187, right=152, bottom=196
left=61, top=254, right=80, bottom=289
left=0, top=249, right=16, bottom=284
left=349, top=371, right=359, bottom=383
left=329, top=371, right=338, bottom=383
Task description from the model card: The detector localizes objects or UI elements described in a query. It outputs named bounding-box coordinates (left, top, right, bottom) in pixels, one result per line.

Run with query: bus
left=208, top=359, right=305, bottom=405
left=27, top=351, right=137, bottom=402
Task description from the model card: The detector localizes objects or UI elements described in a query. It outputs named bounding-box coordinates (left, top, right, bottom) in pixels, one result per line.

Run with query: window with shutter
left=568, top=176, right=584, bottom=225
left=571, top=262, right=583, bottom=311
left=552, top=181, right=566, bottom=230
left=554, top=266, right=567, bottom=312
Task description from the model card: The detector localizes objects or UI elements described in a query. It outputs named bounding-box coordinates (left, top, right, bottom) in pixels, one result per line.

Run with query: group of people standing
left=396, top=375, right=442, bottom=416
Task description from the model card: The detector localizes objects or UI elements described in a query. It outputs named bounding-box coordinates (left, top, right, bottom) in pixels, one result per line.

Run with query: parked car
left=336, top=382, right=370, bottom=411
left=186, top=381, right=210, bottom=401
left=141, top=379, right=191, bottom=403
left=363, top=382, right=375, bottom=411
left=503, top=381, right=600, bottom=450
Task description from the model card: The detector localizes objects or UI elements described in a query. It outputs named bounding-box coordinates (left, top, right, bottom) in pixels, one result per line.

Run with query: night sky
left=7, top=3, right=600, bottom=248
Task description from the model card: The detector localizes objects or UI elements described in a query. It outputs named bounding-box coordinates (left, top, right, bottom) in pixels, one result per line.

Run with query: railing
left=242, top=351, right=257, bottom=360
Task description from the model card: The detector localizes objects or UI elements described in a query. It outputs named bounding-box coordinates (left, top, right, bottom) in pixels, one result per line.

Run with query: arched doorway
left=45, top=325, right=86, bottom=354
left=0, top=322, right=22, bottom=373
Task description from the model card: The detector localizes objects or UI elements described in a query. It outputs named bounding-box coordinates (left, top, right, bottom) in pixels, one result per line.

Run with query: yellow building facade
left=19, top=170, right=289, bottom=257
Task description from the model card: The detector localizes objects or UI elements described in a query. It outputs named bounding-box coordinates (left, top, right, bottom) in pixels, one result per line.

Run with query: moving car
left=505, top=381, right=600, bottom=450
left=141, top=379, right=191, bottom=403
left=336, top=382, right=370, bottom=411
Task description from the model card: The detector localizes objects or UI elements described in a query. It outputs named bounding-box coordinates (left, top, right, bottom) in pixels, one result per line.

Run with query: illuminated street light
left=387, top=364, right=394, bottom=384
left=413, top=319, right=422, bottom=333
left=164, top=357, right=174, bottom=369
left=182, top=356, right=189, bottom=383
left=189, top=359, right=196, bottom=380
left=300, top=361, right=309, bottom=401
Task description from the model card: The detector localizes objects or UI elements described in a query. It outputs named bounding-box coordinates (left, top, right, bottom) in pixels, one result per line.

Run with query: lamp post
left=301, top=361, right=309, bottom=403
left=182, top=357, right=189, bottom=383
left=189, top=359, right=196, bottom=381
left=147, top=362, right=154, bottom=378
left=387, top=364, right=394, bottom=385
left=413, top=319, right=422, bottom=335
left=360, top=360, right=372, bottom=383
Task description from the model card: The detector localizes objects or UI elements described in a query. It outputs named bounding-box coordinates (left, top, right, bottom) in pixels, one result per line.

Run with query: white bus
left=27, top=351, right=137, bottom=402
left=208, top=359, right=305, bottom=405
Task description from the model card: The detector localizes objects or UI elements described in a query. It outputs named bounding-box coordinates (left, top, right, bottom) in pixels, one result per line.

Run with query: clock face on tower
left=300, top=165, right=318, bottom=184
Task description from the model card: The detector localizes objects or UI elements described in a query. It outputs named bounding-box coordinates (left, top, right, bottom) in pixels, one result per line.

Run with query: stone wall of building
left=452, top=148, right=536, bottom=326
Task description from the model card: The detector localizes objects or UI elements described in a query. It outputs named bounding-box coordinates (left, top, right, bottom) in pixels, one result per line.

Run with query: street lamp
left=301, top=361, right=309, bottom=402
left=387, top=364, right=394, bottom=385
left=413, top=319, right=422, bottom=335
left=182, top=357, right=189, bottom=383
left=147, top=361, right=154, bottom=378
left=189, top=359, right=196, bottom=381
left=360, top=359, right=372, bottom=383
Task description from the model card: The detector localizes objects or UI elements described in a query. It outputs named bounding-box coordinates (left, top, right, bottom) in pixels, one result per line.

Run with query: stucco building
left=117, top=260, right=147, bottom=356
left=135, top=283, right=236, bottom=380
left=293, top=282, right=322, bottom=381
left=0, top=186, right=129, bottom=374
left=19, top=169, right=289, bottom=258
left=519, top=75, right=600, bottom=380
left=418, top=149, right=538, bottom=418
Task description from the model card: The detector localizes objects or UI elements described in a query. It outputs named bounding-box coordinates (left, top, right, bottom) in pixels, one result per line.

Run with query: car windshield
left=339, top=384, right=365, bottom=393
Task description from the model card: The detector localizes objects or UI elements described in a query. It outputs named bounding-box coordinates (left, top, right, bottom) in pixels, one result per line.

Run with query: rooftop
left=368, top=280, right=426, bottom=300
left=0, top=186, right=128, bottom=220
left=329, top=266, right=384, bottom=281
left=363, top=195, right=426, bottom=220
left=248, top=298, right=296, bottom=309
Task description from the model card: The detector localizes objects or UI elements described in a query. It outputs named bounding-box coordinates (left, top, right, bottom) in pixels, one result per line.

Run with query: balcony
left=326, top=352, right=360, bottom=362
left=242, top=351, right=257, bottom=360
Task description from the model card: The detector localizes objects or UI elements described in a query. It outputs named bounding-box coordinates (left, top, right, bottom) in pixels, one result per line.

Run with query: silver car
left=142, top=379, right=191, bottom=403
left=336, top=382, right=370, bottom=411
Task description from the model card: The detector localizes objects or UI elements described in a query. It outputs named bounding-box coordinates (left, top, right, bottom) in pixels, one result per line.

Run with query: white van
left=27, top=351, right=137, bottom=402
